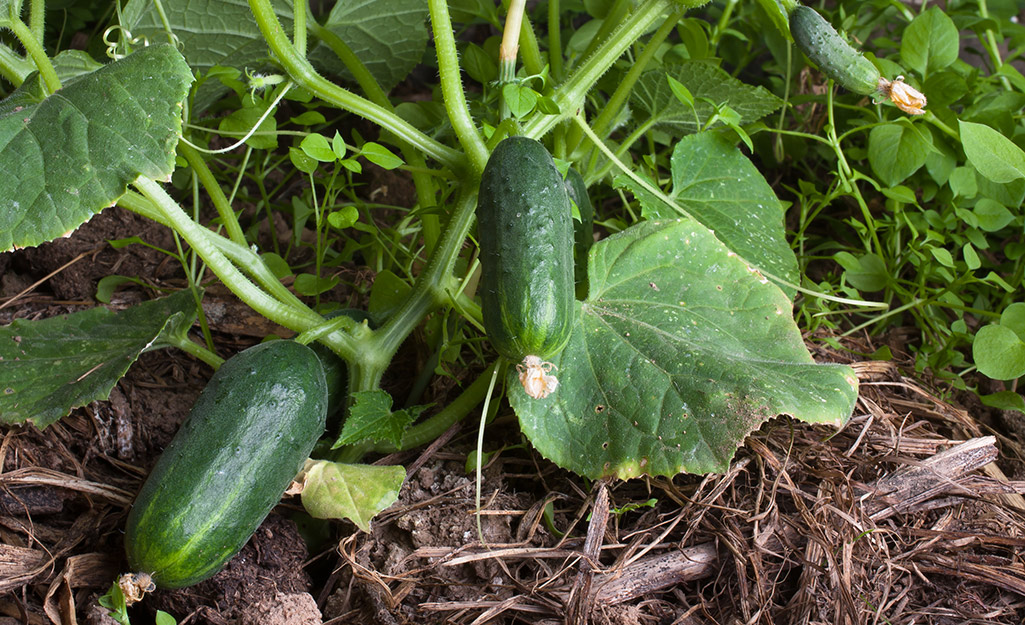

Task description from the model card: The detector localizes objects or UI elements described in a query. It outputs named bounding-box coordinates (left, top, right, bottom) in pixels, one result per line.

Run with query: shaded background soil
left=3, top=208, right=1025, bottom=625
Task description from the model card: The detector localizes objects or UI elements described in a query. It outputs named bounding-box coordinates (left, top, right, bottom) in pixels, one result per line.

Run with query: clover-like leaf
left=0, top=44, right=192, bottom=251
left=0, top=290, right=197, bottom=428
left=510, top=219, right=858, bottom=479
left=299, top=459, right=405, bottom=532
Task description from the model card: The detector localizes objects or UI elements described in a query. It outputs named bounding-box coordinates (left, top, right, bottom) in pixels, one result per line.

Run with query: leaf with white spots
left=510, top=219, right=857, bottom=479
left=614, top=131, right=798, bottom=299
left=0, top=290, right=197, bottom=428
left=0, top=44, right=192, bottom=251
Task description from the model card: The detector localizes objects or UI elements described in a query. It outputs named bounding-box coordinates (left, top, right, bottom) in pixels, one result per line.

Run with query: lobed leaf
left=511, top=219, right=858, bottom=479
left=614, top=132, right=798, bottom=299
left=0, top=290, right=197, bottom=428
left=0, top=44, right=192, bottom=252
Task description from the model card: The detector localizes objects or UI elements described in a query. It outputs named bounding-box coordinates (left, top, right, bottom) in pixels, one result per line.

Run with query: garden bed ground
left=2, top=209, right=1025, bottom=625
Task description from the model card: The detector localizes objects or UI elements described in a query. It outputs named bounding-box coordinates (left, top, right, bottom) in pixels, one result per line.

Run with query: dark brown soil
left=3, top=207, right=1025, bottom=625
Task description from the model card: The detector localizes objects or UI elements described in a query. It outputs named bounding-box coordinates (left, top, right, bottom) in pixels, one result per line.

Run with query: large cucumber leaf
left=510, top=219, right=857, bottom=479
left=0, top=43, right=192, bottom=251
left=630, top=61, right=783, bottom=134
left=614, top=132, right=799, bottom=298
left=122, top=0, right=427, bottom=95
left=0, top=290, right=197, bottom=428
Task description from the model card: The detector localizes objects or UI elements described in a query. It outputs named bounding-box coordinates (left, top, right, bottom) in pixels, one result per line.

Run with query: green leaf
left=630, top=61, right=783, bottom=134
left=614, top=132, right=799, bottom=299
left=959, top=120, right=1025, bottom=184
left=0, top=44, right=191, bottom=252
left=973, top=199, right=1014, bottom=232
left=963, top=243, right=981, bottom=271
left=462, top=42, right=497, bottom=84
left=290, top=111, right=326, bottom=126
left=900, top=7, right=959, bottom=76
left=97, top=582, right=130, bottom=625
left=666, top=75, right=694, bottom=107
left=333, top=390, right=425, bottom=448
left=510, top=219, right=858, bottom=479
left=360, top=142, right=404, bottom=169
left=974, top=325, right=1025, bottom=380
left=0, top=290, right=197, bottom=427
left=834, top=252, right=889, bottom=292
left=289, top=146, right=317, bottom=174
left=368, top=270, right=412, bottom=320
left=867, top=122, right=933, bottom=187
left=293, top=273, right=339, bottom=296
left=331, top=131, right=347, bottom=160
left=929, top=247, right=954, bottom=268
left=980, top=391, right=1025, bottom=414
left=123, top=0, right=426, bottom=107
left=310, top=0, right=429, bottom=93
left=218, top=103, right=277, bottom=150
left=299, top=460, right=404, bottom=532
left=948, top=166, right=978, bottom=199
left=300, top=133, right=336, bottom=162
left=155, top=611, right=177, bottom=625
left=503, top=82, right=540, bottom=118
left=328, top=205, right=360, bottom=230
left=1000, top=303, right=1025, bottom=342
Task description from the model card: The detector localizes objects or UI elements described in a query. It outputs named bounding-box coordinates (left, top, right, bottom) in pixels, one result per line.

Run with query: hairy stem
left=521, top=0, right=674, bottom=141
left=248, top=0, right=463, bottom=170
left=429, top=0, right=489, bottom=173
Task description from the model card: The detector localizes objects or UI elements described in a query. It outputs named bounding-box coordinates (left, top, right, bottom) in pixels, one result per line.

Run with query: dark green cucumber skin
left=477, top=137, right=574, bottom=361
left=124, top=340, right=327, bottom=589
left=564, top=168, right=594, bottom=301
left=789, top=6, right=882, bottom=96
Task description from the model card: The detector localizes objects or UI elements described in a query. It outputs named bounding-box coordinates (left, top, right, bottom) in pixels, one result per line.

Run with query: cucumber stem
left=520, top=0, right=675, bottom=141
left=547, top=0, right=564, bottom=81
left=247, top=0, right=464, bottom=171
left=7, top=14, right=60, bottom=94
left=429, top=0, right=489, bottom=174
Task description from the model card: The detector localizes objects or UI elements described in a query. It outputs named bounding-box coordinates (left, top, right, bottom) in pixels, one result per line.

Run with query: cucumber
left=124, top=340, right=327, bottom=589
left=477, top=137, right=574, bottom=398
left=789, top=5, right=883, bottom=96
left=564, top=167, right=594, bottom=301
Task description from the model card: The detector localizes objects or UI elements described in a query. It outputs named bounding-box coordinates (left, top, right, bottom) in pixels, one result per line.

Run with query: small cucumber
left=564, top=167, right=594, bottom=301
left=789, top=5, right=883, bottom=96
left=124, top=340, right=327, bottom=589
left=477, top=137, right=574, bottom=398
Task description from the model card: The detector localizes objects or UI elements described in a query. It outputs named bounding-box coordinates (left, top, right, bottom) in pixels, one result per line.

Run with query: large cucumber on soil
left=124, top=340, right=327, bottom=588
left=477, top=137, right=574, bottom=398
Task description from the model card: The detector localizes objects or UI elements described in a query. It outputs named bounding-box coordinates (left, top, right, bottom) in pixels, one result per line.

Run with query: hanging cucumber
left=477, top=136, right=575, bottom=399
left=123, top=340, right=328, bottom=590
left=564, top=167, right=594, bottom=301
left=789, top=5, right=884, bottom=96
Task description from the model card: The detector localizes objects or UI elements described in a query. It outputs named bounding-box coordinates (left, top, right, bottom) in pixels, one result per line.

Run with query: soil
left=3, top=207, right=1025, bottom=625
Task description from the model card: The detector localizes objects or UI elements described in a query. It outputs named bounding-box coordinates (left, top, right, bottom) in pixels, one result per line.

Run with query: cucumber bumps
left=789, top=5, right=884, bottom=96
left=789, top=4, right=926, bottom=114
left=123, top=340, right=327, bottom=590
left=477, top=137, right=574, bottom=399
